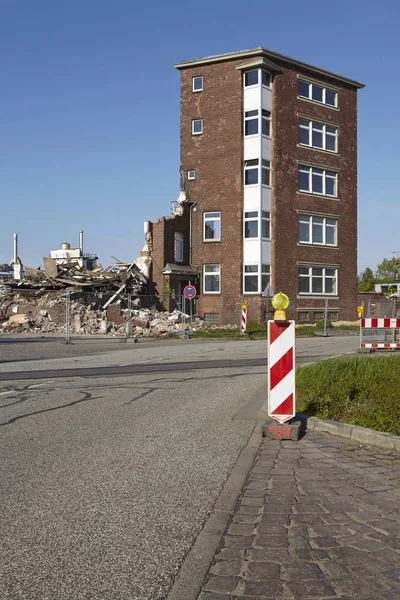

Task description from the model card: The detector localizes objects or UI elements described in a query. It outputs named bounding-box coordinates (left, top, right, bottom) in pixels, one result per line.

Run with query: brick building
left=143, top=47, right=364, bottom=324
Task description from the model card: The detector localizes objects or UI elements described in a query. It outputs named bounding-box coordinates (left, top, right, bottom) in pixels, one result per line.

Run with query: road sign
left=183, top=285, right=196, bottom=299
left=267, top=320, right=295, bottom=423
left=241, top=301, right=247, bottom=334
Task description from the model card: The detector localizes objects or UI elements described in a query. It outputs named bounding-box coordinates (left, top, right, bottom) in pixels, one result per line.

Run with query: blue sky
left=1, top=0, right=398, bottom=273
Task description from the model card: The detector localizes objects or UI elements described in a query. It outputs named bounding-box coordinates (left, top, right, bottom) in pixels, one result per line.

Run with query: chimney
left=79, top=230, right=84, bottom=254
left=13, top=233, right=18, bottom=264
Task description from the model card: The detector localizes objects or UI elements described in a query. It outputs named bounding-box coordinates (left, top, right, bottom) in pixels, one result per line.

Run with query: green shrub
left=296, top=355, right=400, bottom=436
left=315, top=318, right=333, bottom=330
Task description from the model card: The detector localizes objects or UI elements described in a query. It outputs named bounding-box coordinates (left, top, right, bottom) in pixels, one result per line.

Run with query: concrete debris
left=0, top=288, right=222, bottom=337
left=1, top=260, right=148, bottom=295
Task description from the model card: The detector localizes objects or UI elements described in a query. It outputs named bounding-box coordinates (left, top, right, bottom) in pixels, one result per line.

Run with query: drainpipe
left=189, top=201, right=197, bottom=266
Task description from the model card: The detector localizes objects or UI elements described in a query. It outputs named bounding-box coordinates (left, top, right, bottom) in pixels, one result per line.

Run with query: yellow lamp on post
left=271, top=292, right=290, bottom=322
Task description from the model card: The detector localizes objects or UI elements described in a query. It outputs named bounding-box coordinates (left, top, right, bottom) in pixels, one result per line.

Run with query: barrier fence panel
left=360, top=318, right=400, bottom=349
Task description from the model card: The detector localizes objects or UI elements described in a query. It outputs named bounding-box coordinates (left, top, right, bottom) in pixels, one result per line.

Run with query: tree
left=357, top=267, right=376, bottom=292
left=375, top=257, right=400, bottom=281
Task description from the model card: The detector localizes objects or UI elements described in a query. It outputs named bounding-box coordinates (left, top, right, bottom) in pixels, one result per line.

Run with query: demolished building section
left=0, top=258, right=150, bottom=335
left=0, top=253, right=213, bottom=336
left=138, top=188, right=199, bottom=312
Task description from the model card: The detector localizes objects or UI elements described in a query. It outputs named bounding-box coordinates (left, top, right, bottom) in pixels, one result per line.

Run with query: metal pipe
left=79, top=230, right=84, bottom=253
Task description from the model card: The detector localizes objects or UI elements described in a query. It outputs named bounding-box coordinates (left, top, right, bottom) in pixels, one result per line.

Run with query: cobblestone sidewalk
left=198, top=431, right=400, bottom=600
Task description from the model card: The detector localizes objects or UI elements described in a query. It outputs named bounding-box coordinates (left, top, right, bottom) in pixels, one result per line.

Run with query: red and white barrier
left=267, top=320, right=295, bottom=423
left=241, top=301, right=247, bottom=334
left=361, top=318, right=400, bottom=349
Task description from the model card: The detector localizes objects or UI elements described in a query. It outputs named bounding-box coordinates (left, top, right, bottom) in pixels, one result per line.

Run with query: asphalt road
left=0, top=335, right=359, bottom=600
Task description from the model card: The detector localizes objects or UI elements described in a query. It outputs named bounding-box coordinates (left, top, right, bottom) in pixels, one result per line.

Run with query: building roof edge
left=174, top=47, right=365, bottom=89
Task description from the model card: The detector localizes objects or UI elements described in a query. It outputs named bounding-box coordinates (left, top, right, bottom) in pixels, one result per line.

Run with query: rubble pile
left=7, top=258, right=148, bottom=295
left=0, top=288, right=209, bottom=337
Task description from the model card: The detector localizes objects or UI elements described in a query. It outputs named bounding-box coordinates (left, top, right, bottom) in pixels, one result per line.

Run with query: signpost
left=267, top=319, right=295, bottom=423
left=182, top=285, right=196, bottom=338
left=183, top=285, right=196, bottom=299
left=241, top=300, right=247, bottom=334
left=264, top=292, right=300, bottom=440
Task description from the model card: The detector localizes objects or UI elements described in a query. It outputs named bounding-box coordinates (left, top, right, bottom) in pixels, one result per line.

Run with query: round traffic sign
left=183, top=285, right=196, bottom=299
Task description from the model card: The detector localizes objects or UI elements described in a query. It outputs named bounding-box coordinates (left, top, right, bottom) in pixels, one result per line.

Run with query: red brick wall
left=149, top=204, right=191, bottom=301
left=174, top=52, right=360, bottom=324
left=180, top=59, right=245, bottom=324
left=272, top=63, right=358, bottom=321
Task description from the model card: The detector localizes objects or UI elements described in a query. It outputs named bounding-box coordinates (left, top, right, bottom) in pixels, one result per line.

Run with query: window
left=261, top=264, right=270, bottom=293
left=244, top=211, right=270, bottom=239
left=244, top=159, right=271, bottom=186
left=203, top=313, right=219, bottom=323
left=298, top=312, right=310, bottom=323
left=262, top=71, right=271, bottom=87
left=298, top=266, right=337, bottom=295
left=244, top=70, right=258, bottom=86
left=298, top=165, right=337, bottom=197
left=261, top=211, right=271, bottom=239
left=244, top=110, right=271, bottom=137
left=192, top=76, right=203, bottom=92
left=244, top=264, right=270, bottom=293
left=192, top=119, right=203, bottom=135
left=262, top=110, right=271, bottom=136
left=245, top=110, right=259, bottom=136
left=204, top=212, right=221, bottom=241
left=244, top=159, right=259, bottom=185
left=298, top=214, right=337, bottom=246
left=262, top=160, right=271, bottom=186
left=298, top=79, right=338, bottom=108
left=313, top=311, right=339, bottom=322
left=244, top=211, right=258, bottom=238
left=298, top=118, right=338, bottom=152
left=204, top=264, right=220, bottom=293
left=174, top=232, right=184, bottom=263
left=244, top=265, right=258, bottom=292
left=187, top=170, right=195, bottom=180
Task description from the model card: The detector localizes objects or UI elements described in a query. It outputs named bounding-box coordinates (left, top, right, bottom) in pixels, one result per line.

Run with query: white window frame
left=244, top=264, right=259, bottom=293
left=244, top=159, right=259, bottom=185
left=261, top=211, right=271, bottom=240
left=244, top=159, right=271, bottom=187
left=298, top=79, right=338, bottom=108
left=298, top=118, right=338, bottom=153
left=204, top=264, right=220, bottom=294
left=243, top=264, right=271, bottom=294
left=261, top=264, right=271, bottom=293
left=298, top=165, right=337, bottom=197
left=203, top=212, right=221, bottom=242
left=244, top=109, right=271, bottom=138
left=192, top=119, right=203, bottom=135
left=244, top=69, right=259, bottom=87
left=187, top=170, right=196, bottom=180
left=174, top=231, right=184, bottom=263
left=244, top=211, right=258, bottom=239
left=244, top=110, right=259, bottom=136
left=262, top=160, right=271, bottom=187
left=261, top=70, right=271, bottom=88
left=298, top=265, right=338, bottom=296
left=192, top=76, right=203, bottom=92
left=298, top=214, right=337, bottom=246
left=262, top=110, right=271, bottom=137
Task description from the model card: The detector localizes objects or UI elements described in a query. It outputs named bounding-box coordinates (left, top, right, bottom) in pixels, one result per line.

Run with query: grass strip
left=296, top=355, right=400, bottom=436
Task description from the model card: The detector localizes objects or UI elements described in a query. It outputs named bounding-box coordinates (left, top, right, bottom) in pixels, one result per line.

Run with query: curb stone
left=306, top=415, right=400, bottom=452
